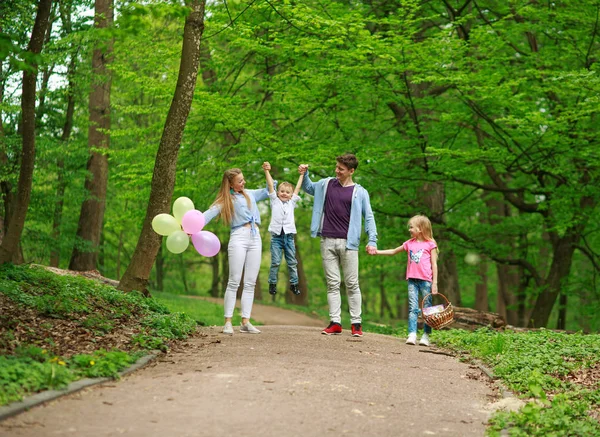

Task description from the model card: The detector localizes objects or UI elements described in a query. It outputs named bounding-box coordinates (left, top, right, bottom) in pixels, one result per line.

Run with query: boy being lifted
left=262, top=162, right=305, bottom=296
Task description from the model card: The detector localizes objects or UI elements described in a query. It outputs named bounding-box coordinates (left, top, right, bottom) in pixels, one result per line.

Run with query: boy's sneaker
left=322, top=321, right=342, bottom=335
left=419, top=333, right=430, bottom=346
left=240, top=322, right=261, bottom=334
left=268, top=283, right=277, bottom=295
left=405, top=333, right=417, bottom=345
left=222, top=321, right=234, bottom=335
left=351, top=323, right=363, bottom=337
left=290, top=283, right=301, bottom=295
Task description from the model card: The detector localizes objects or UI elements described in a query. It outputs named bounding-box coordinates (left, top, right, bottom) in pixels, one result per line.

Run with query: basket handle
left=420, top=292, right=450, bottom=312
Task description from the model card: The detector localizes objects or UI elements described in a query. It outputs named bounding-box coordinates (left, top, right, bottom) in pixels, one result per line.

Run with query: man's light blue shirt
left=301, top=170, right=377, bottom=250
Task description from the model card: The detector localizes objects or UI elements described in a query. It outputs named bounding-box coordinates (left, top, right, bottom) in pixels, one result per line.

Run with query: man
left=299, top=154, right=377, bottom=337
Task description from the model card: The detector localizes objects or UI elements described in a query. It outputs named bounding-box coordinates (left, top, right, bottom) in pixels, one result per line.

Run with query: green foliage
left=69, top=349, right=141, bottom=379
left=436, top=328, right=600, bottom=393
left=0, top=265, right=197, bottom=406
left=488, top=389, right=600, bottom=437
left=0, top=356, right=74, bottom=406
left=435, top=328, right=600, bottom=436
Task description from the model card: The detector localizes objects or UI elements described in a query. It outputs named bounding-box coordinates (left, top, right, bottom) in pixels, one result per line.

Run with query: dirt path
left=0, top=305, right=499, bottom=437
left=188, top=295, right=325, bottom=327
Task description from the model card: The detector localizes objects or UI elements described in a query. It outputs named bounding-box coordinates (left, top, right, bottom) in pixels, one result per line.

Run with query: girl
left=374, top=215, right=438, bottom=346
left=203, top=168, right=270, bottom=335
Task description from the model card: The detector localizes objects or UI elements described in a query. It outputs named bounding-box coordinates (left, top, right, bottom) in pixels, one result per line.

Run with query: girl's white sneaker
left=405, top=333, right=417, bottom=345
left=419, top=333, right=430, bottom=346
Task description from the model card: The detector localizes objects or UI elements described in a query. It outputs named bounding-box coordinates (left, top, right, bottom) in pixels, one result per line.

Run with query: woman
left=203, top=167, right=270, bottom=335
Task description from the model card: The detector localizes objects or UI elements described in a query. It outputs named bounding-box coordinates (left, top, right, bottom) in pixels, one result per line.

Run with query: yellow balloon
left=151, top=214, right=180, bottom=236
left=166, top=231, right=189, bottom=254
left=173, top=197, right=195, bottom=223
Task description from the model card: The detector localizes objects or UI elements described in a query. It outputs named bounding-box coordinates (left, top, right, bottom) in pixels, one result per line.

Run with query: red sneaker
left=351, top=323, right=363, bottom=337
left=322, top=321, right=342, bottom=335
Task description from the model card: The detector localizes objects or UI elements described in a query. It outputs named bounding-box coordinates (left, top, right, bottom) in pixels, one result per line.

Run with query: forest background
left=1, top=0, right=599, bottom=331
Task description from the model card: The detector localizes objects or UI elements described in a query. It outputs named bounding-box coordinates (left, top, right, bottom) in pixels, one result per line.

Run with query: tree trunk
left=485, top=196, right=520, bottom=324
left=209, top=253, right=219, bottom=297
left=179, top=255, right=189, bottom=294
left=69, top=0, right=113, bottom=271
left=118, top=0, right=207, bottom=294
left=379, top=271, right=394, bottom=318
left=396, top=272, right=407, bottom=318
left=0, top=0, right=53, bottom=265
left=556, top=293, right=567, bottom=330
left=50, top=0, right=77, bottom=268
left=155, top=243, right=164, bottom=291
left=474, top=258, right=489, bottom=311
left=528, top=233, right=579, bottom=327
left=421, top=181, right=462, bottom=306
left=451, top=307, right=506, bottom=331
left=116, top=229, right=124, bottom=279
left=220, top=240, right=228, bottom=298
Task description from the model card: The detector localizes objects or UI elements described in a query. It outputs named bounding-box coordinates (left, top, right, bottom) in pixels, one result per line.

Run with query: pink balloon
left=191, top=231, right=221, bottom=257
left=181, top=210, right=206, bottom=235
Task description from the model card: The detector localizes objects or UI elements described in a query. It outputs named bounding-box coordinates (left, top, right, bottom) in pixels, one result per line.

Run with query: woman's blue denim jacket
left=203, top=185, right=272, bottom=233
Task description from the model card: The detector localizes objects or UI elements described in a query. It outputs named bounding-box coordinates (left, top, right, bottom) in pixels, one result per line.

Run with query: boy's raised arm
left=263, top=161, right=274, bottom=194
left=294, top=171, right=305, bottom=196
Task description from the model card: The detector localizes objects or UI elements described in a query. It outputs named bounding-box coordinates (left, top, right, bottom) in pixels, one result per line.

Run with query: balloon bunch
left=151, top=197, right=221, bottom=257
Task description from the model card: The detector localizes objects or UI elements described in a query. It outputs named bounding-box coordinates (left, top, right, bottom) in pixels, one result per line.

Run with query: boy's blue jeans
left=268, top=232, right=299, bottom=285
left=408, top=279, right=432, bottom=335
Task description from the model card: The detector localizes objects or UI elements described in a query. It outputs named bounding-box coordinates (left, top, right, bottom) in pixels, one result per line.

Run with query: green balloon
left=152, top=214, right=180, bottom=236
left=166, top=230, right=190, bottom=254
left=173, top=197, right=195, bottom=223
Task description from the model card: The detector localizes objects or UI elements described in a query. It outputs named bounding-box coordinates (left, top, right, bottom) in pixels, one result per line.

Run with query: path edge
left=0, top=351, right=161, bottom=422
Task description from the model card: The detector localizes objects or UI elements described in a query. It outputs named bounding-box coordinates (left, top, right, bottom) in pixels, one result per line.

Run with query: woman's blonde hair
left=211, top=168, right=251, bottom=225
left=409, top=215, right=436, bottom=243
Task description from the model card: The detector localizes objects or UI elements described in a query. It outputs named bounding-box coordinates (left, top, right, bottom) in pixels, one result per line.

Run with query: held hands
left=298, top=164, right=308, bottom=174
left=262, top=162, right=271, bottom=172
left=366, top=245, right=377, bottom=255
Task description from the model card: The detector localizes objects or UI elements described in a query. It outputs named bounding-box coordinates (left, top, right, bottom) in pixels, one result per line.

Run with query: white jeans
left=320, top=237, right=361, bottom=324
left=224, top=227, right=262, bottom=319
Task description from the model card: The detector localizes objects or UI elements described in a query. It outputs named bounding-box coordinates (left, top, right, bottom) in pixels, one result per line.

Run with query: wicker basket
left=420, top=293, right=455, bottom=330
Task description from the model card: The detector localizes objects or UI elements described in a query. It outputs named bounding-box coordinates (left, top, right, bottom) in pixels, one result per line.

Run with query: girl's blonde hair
left=409, top=215, right=436, bottom=243
left=211, top=168, right=251, bottom=225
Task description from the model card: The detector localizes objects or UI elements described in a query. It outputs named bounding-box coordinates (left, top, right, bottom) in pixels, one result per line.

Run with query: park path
left=0, top=302, right=499, bottom=437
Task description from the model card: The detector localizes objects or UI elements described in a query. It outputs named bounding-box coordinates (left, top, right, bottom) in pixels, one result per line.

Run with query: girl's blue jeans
left=408, top=279, right=432, bottom=335
left=268, top=232, right=299, bottom=285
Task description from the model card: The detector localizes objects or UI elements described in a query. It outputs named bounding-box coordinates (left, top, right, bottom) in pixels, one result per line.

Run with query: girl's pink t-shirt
left=402, top=238, right=437, bottom=282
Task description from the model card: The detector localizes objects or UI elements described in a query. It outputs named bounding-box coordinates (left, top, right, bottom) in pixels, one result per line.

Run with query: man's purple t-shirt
left=321, top=179, right=354, bottom=238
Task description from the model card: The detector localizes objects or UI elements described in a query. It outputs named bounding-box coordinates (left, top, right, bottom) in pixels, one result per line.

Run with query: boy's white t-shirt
left=268, top=192, right=301, bottom=235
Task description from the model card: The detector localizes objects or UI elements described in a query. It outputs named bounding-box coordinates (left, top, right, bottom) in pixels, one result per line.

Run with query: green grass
left=151, top=293, right=264, bottom=327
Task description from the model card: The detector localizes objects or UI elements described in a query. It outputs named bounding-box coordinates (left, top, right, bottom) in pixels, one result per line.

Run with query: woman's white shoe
left=240, top=322, right=261, bottom=334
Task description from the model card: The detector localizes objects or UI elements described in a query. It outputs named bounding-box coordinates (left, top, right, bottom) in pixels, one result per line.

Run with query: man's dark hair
left=336, top=153, right=358, bottom=170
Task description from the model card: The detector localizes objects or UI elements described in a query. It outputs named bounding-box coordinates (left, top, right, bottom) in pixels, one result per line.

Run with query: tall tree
left=0, top=0, right=53, bottom=264
left=69, top=0, right=113, bottom=271
left=118, top=0, right=207, bottom=294
left=50, top=0, right=78, bottom=267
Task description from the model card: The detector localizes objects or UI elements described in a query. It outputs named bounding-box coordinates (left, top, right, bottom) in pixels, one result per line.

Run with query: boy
left=262, top=162, right=305, bottom=295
